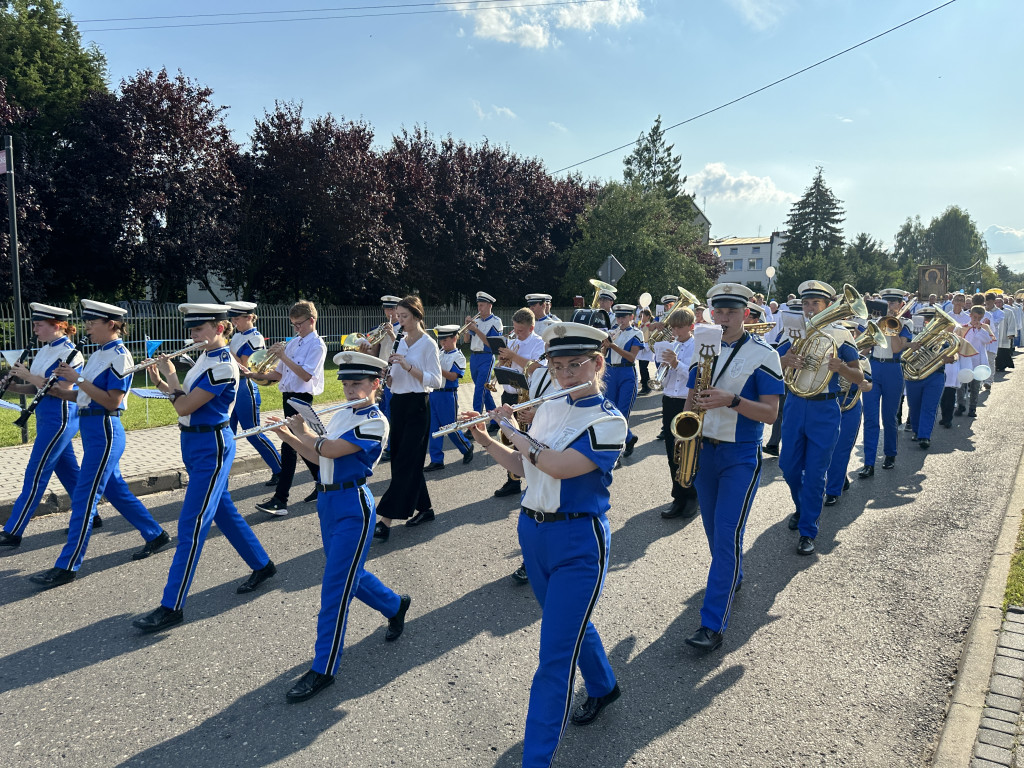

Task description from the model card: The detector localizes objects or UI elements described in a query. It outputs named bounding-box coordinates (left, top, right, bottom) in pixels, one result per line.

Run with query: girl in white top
left=374, top=296, right=442, bottom=540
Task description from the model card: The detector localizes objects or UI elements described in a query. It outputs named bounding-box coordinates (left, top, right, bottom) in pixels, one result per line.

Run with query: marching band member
left=543, top=295, right=560, bottom=323
left=375, top=296, right=443, bottom=539
left=603, top=304, right=643, bottom=458
left=253, top=300, right=327, bottom=516
left=368, top=295, right=403, bottom=461
left=133, top=304, right=276, bottom=633
left=824, top=350, right=872, bottom=506
left=636, top=307, right=655, bottom=395
left=463, top=291, right=502, bottom=432
left=271, top=351, right=411, bottom=703
left=527, top=293, right=557, bottom=337
left=1, top=304, right=87, bottom=548
left=655, top=307, right=698, bottom=520
left=646, top=294, right=677, bottom=338
left=468, top=322, right=627, bottom=767
left=904, top=306, right=945, bottom=449
left=29, top=301, right=170, bottom=588
left=595, top=289, right=616, bottom=315
left=493, top=308, right=544, bottom=499
left=684, top=285, right=783, bottom=651
left=857, top=289, right=912, bottom=477
left=424, top=325, right=473, bottom=472
left=226, top=301, right=282, bottom=486
left=762, top=298, right=803, bottom=456
left=777, top=281, right=863, bottom=556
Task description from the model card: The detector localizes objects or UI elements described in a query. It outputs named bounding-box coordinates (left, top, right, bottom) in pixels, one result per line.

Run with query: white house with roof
left=711, top=232, right=787, bottom=294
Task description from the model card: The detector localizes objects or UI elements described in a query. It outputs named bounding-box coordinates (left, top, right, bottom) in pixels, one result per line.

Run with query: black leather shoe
left=824, top=495, right=839, bottom=507
left=919, top=439, right=930, bottom=449
left=968, top=409, right=977, bottom=417
left=494, top=480, right=521, bottom=498
left=0, top=531, right=22, bottom=548
left=638, top=387, right=652, bottom=395
left=661, top=501, right=686, bottom=519
left=237, top=561, right=277, bottom=593
left=762, top=444, right=779, bottom=456
left=131, top=530, right=170, bottom=561
left=29, top=566, right=76, bottom=589
left=797, top=536, right=815, bottom=556
left=571, top=683, right=621, bottom=725
left=843, top=477, right=850, bottom=491
left=264, top=473, right=281, bottom=487
left=405, top=509, right=435, bottom=527
left=380, top=449, right=391, bottom=462
left=286, top=670, right=335, bottom=703
left=65, top=514, right=103, bottom=535
left=386, top=594, right=411, bottom=641
left=133, top=605, right=184, bottom=633
left=423, top=462, right=445, bottom=472
left=940, top=420, right=951, bottom=428
left=787, top=512, right=800, bottom=531
left=684, top=626, right=723, bottom=653
left=303, top=489, right=319, bottom=504
left=956, top=405, right=965, bottom=415
left=373, top=521, right=390, bottom=541
left=623, top=436, right=638, bottom=458
left=510, top=564, right=529, bottom=584
left=462, top=445, right=474, bottom=464
left=882, top=456, right=896, bottom=469
left=857, top=465, right=874, bottom=479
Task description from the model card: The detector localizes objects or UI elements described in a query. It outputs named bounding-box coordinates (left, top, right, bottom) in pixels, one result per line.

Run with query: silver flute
left=233, top=397, right=370, bottom=440
left=125, top=340, right=209, bottom=375
left=431, top=382, right=592, bottom=438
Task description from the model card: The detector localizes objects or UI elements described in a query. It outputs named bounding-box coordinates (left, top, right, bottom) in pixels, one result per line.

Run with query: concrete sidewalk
left=1, top=385, right=477, bottom=517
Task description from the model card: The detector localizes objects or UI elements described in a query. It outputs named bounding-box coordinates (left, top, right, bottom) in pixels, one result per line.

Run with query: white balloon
left=973, top=365, right=991, bottom=381
left=957, top=368, right=974, bottom=384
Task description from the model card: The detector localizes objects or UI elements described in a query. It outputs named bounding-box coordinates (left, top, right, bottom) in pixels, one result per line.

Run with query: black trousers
left=663, top=395, right=699, bottom=503
left=500, top=392, right=521, bottom=483
left=274, top=391, right=319, bottom=503
left=939, top=386, right=956, bottom=425
left=378, top=393, right=431, bottom=520
left=996, top=347, right=1014, bottom=371
left=766, top=389, right=786, bottom=448
left=638, top=359, right=652, bottom=389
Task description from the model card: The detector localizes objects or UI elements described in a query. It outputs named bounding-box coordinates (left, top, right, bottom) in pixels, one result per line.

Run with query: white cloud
left=985, top=224, right=1024, bottom=254
left=549, top=121, right=569, bottom=133
left=456, top=27, right=465, bottom=38
left=458, top=0, right=643, bottom=49
left=724, top=0, right=792, bottom=31
left=689, top=162, right=796, bottom=205
left=471, top=99, right=517, bottom=120
left=836, top=115, right=853, bottom=123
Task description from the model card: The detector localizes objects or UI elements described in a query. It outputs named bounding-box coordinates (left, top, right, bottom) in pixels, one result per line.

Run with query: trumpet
left=743, top=321, right=774, bottom=335
left=233, top=398, right=370, bottom=440
left=432, top=382, right=592, bottom=438
left=126, top=340, right=209, bottom=375
left=457, top=314, right=482, bottom=336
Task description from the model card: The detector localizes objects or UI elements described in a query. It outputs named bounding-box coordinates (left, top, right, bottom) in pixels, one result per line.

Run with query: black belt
left=78, top=407, right=120, bottom=418
left=179, top=421, right=229, bottom=433
left=702, top=437, right=726, bottom=446
left=472, top=351, right=494, bottom=356
left=317, top=478, right=367, bottom=492
left=803, top=392, right=839, bottom=401
left=521, top=507, right=589, bottom=523
left=607, top=363, right=634, bottom=367
left=871, top=356, right=899, bottom=363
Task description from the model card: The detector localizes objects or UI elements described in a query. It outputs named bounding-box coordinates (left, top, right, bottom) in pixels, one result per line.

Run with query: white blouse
left=388, top=332, right=443, bottom=394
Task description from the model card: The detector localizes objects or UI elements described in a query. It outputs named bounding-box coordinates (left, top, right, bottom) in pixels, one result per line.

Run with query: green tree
left=926, top=205, right=988, bottom=272
left=776, top=167, right=847, bottom=296
left=561, top=182, right=721, bottom=304
left=622, top=115, right=684, bottom=199
left=843, top=233, right=902, bottom=293
left=892, top=215, right=929, bottom=289
left=0, top=0, right=107, bottom=144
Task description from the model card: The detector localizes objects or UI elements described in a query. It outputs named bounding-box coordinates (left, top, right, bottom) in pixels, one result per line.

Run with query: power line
left=78, top=0, right=607, bottom=32
left=552, top=0, right=961, bottom=174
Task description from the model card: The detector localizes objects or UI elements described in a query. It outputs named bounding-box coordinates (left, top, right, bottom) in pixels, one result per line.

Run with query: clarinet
left=13, top=344, right=84, bottom=428
left=0, top=350, right=30, bottom=401
left=384, top=327, right=405, bottom=388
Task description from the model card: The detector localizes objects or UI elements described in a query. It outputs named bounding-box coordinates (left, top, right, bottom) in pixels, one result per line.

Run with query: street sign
left=598, top=254, right=625, bottom=285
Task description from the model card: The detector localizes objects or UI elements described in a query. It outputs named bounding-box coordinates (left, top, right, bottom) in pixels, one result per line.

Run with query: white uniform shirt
left=77, top=341, right=133, bottom=409
left=986, top=309, right=1003, bottom=353
left=533, top=316, right=556, bottom=337
left=655, top=337, right=694, bottom=399
left=469, top=315, right=503, bottom=353
left=389, top=333, right=443, bottom=393
left=606, top=327, right=643, bottom=366
left=961, top=325, right=993, bottom=370
left=501, top=332, right=544, bottom=394
left=230, top=328, right=266, bottom=359
left=276, top=331, right=327, bottom=395
left=1000, top=307, right=1017, bottom=349
left=438, top=347, right=467, bottom=391
left=30, top=336, right=82, bottom=380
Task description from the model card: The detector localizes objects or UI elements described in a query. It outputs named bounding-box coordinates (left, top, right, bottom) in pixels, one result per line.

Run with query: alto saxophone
left=670, top=342, right=716, bottom=488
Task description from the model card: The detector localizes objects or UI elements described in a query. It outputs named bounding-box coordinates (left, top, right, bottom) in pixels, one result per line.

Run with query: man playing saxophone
left=682, top=284, right=783, bottom=653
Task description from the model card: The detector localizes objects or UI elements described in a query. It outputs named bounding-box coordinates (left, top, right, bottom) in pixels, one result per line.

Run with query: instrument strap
left=712, top=333, right=748, bottom=388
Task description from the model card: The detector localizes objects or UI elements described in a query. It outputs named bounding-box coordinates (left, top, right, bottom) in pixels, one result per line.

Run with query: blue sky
left=65, top=0, right=1024, bottom=268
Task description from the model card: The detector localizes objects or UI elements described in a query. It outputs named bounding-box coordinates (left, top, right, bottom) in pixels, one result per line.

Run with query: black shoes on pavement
left=373, top=521, right=390, bottom=541
left=133, top=605, right=184, bottom=633
left=685, top=627, right=724, bottom=653
left=787, top=513, right=800, bottom=531
left=462, top=445, right=475, bottom=464
left=286, top=670, right=335, bottom=703
left=131, top=530, right=171, bottom=561
left=494, top=480, right=521, bottom=498
left=406, top=509, right=435, bottom=527
left=623, top=436, right=638, bottom=458
left=265, top=473, right=280, bottom=487
left=882, top=456, right=896, bottom=470
left=510, top=564, right=529, bottom=584
left=29, top=566, right=76, bottom=589
left=571, top=683, right=621, bottom=726
left=423, top=462, right=445, bottom=472
left=0, top=531, right=22, bottom=548
left=762, top=444, right=779, bottom=457
left=857, top=465, right=874, bottom=479
left=661, top=497, right=699, bottom=519
left=797, top=536, right=815, bottom=556
left=256, top=497, right=288, bottom=516
left=237, top=561, right=277, bottom=594
left=824, top=495, right=839, bottom=507
left=386, top=595, right=411, bottom=641
left=919, top=439, right=930, bottom=450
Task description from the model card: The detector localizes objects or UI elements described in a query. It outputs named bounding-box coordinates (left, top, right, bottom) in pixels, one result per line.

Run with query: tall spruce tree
left=622, top=115, right=685, bottom=199
left=776, top=167, right=847, bottom=296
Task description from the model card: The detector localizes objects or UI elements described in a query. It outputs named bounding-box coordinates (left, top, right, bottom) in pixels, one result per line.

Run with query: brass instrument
left=670, top=341, right=715, bottom=488
left=838, top=320, right=887, bottom=412
left=343, top=322, right=392, bottom=351
left=432, top=382, right=592, bottom=438
left=743, top=321, right=774, bottom=335
left=246, top=347, right=281, bottom=386
left=589, top=278, right=617, bottom=308
left=649, top=288, right=697, bottom=345
left=901, top=307, right=960, bottom=381
left=457, top=313, right=482, bottom=336
left=125, top=340, right=209, bottom=375
left=678, top=287, right=700, bottom=307
left=233, top=397, right=370, bottom=440
left=782, top=284, right=868, bottom=398
left=650, top=340, right=682, bottom=391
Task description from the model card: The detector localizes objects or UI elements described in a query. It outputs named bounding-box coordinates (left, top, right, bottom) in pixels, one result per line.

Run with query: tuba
left=783, top=284, right=868, bottom=398
left=838, top=320, right=887, bottom=412
left=589, top=278, right=617, bottom=308
left=900, top=307, right=959, bottom=382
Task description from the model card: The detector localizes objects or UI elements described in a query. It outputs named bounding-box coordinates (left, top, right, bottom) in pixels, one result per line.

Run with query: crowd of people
left=0, top=280, right=1018, bottom=768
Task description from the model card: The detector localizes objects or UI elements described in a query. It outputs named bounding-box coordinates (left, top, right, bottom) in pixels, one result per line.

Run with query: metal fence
left=0, top=301, right=577, bottom=358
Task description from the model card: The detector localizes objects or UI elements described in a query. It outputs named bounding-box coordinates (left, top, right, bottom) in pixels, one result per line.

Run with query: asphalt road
left=1, top=370, right=1022, bottom=768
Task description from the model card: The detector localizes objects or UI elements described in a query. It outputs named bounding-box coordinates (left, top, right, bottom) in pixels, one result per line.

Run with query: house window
left=748, top=258, right=763, bottom=271
left=729, top=247, right=739, bottom=255
left=725, top=259, right=742, bottom=271
left=751, top=246, right=761, bottom=254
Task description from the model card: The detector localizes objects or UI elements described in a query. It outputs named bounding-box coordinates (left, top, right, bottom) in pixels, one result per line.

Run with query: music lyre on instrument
left=233, top=397, right=370, bottom=440
left=432, top=382, right=592, bottom=438
left=125, top=340, right=209, bottom=375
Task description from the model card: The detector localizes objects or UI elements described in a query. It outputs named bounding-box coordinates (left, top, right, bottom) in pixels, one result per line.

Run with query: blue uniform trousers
left=861, top=360, right=903, bottom=465
left=427, top=389, right=471, bottom=464
left=161, top=428, right=270, bottom=611
left=230, top=379, right=282, bottom=474
left=518, top=513, right=616, bottom=768
left=779, top=395, right=841, bottom=539
left=56, top=413, right=164, bottom=571
left=470, top=352, right=497, bottom=417
left=693, top=440, right=762, bottom=633
left=604, top=366, right=637, bottom=442
left=906, top=370, right=943, bottom=441
left=381, top=385, right=393, bottom=450
left=4, top=398, right=81, bottom=536
left=313, top=487, right=401, bottom=676
left=825, top=400, right=862, bottom=496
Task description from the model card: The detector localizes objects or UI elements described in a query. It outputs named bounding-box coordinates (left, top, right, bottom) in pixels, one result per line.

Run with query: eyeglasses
left=290, top=317, right=313, bottom=328
left=550, top=359, right=594, bottom=374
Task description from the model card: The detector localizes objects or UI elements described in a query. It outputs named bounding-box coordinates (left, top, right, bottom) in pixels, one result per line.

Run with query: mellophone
left=233, top=397, right=370, bottom=440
